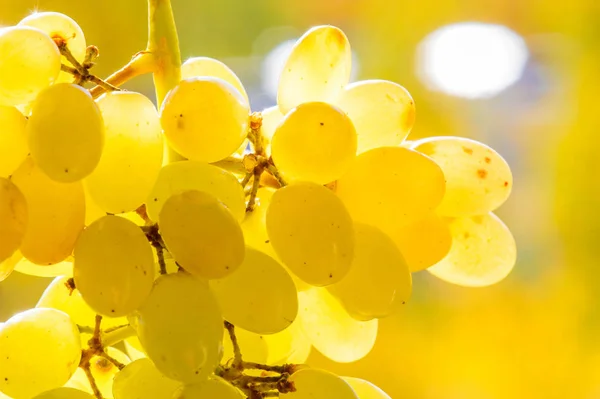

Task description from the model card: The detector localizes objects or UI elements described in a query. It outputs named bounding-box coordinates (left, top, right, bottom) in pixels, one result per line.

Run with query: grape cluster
left=0, top=8, right=516, bottom=399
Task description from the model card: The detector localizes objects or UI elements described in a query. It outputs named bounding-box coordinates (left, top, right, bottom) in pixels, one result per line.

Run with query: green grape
left=328, top=223, right=411, bottom=320
left=0, top=178, right=28, bottom=264
left=173, top=377, right=244, bottom=399
left=341, top=377, right=391, bottom=399
left=335, top=80, right=415, bottom=153
left=0, top=308, right=81, bottom=399
left=336, top=146, right=446, bottom=230
left=412, top=136, right=513, bottom=216
left=160, top=77, right=249, bottom=163
left=271, top=102, right=357, bottom=184
left=0, top=250, right=21, bottom=283
left=259, top=105, right=284, bottom=156
left=221, top=325, right=268, bottom=364
left=298, top=288, right=377, bottom=363
left=147, top=160, right=246, bottom=223
left=278, top=25, right=352, bottom=114
left=14, top=257, right=72, bottom=277
left=66, top=348, right=130, bottom=398
left=84, top=185, right=106, bottom=226
left=181, top=56, right=249, bottom=103
left=428, top=212, right=517, bottom=287
left=32, top=388, right=94, bottom=399
left=11, top=157, right=85, bottom=265
left=112, top=358, right=181, bottom=399
left=0, top=26, right=60, bottom=106
left=132, top=272, right=223, bottom=383
left=0, top=106, right=27, bottom=178
left=18, top=12, right=86, bottom=84
left=266, top=182, right=354, bottom=286
left=263, top=316, right=312, bottom=365
left=85, top=91, right=163, bottom=213
left=210, top=247, right=298, bottom=334
left=159, top=190, right=245, bottom=279
left=281, top=369, right=358, bottom=399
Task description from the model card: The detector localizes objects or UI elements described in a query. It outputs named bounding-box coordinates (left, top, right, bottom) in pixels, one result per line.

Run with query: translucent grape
left=0, top=178, right=28, bottom=264
left=0, top=250, right=21, bottom=283
left=210, top=247, right=298, bottom=334
left=263, top=317, right=312, bottom=365
left=147, top=160, right=245, bottom=223
left=14, top=257, right=72, bottom=277
left=159, top=190, right=245, bottom=279
left=160, top=77, right=249, bottom=163
left=124, top=336, right=147, bottom=361
left=412, top=136, right=512, bottom=216
left=84, top=185, right=106, bottom=226
left=278, top=25, right=352, bottom=114
left=335, top=80, right=415, bottom=153
left=222, top=326, right=268, bottom=364
left=342, top=377, right=391, bottom=399
left=112, top=358, right=181, bottom=399
left=266, top=182, right=354, bottom=286
left=259, top=105, right=284, bottom=156
left=0, top=26, right=60, bottom=106
left=428, top=213, right=517, bottom=287
left=132, top=272, right=223, bottom=383
left=32, top=388, right=94, bottom=399
left=0, top=106, right=28, bottom=177
left=173, top=377, right=244, bottom=399
left=335, top=146, right=446, bottom=230
left=0, top=308, right=81, bottom=399
left=73, top=215, right=154, bottom=316
left=11, top=157, right=85, bottom=265
left=328, top=223, right=411, bottom=320
left=181, top=56, right=248, bottom=103
left=298, top=288, right=377, bottom=363
left=281, top=369, right=358, bottom=399
left=85, top=91, right=163, bottom=213
left=271, top=102, right=357, bottom=184
left=27, top=83, right=104, bottom=182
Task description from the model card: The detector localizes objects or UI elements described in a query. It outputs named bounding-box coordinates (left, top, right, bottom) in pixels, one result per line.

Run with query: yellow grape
left=259, top=105, right=284, bottom=156
left=278, top=25, right=352, bottom=114
left=428, top=212, right=517, bottom=287
left=112, top=358, right=181, bottom=399
left=298, top=288, right=377, bottom=363
left=328, top=223, right=411, bottom=320
left=11, top=157, right=85, bottom=265
left=0, top=251, right=21, bottom=283
left=85, top=91, right=163, bottom=213
left=0, top=106, right=27, bottom=177
left=84, top=185, right=106, bottom=226
left=266, top=182, right=354, bottom=286
left=263, top=317, right=311, bottom=365
left=222, top=325, right=268, bottom=364
left=341, top=377, right=391, bottom=399
left=281, top=369, right=358, bottom=399
left=160, top=77, right=249, bottom=163
left=181, top=56, right=248, bottom=103
left=173, top=377, right=244, bottom=399
left=124, top=336, right=147, bottom=361
left=335, top=80, right=415, bottom=153
left=18, top=12, right=86, bottom=84
left=210, top=247, right=298, bottom=334
left=73, top=215, right=154, bottom=317
left=132, top=272, right=223, bottom=383
left=271, top=102, right=357, bottom=184
left=336, top=146, right=446, bottom=229
left=159, top=190, right=245, bottom=279
left=147, top=160, right=245, bottom=223
left=0, top=178, right=28, bottom=264
left=14, top=256, right=72, bottom=277
left=32, top=388, right=94, bottom=399
left=0, top=308, right=81, bottom=399
left=412, top=136, right=513, bottom=216
left=27, top=83, right=104, bottom=183
left=0, top=26, right=60, bottom=106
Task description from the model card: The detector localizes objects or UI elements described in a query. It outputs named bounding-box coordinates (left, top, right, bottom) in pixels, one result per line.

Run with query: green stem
left=102, top=325, right=136, bottom=347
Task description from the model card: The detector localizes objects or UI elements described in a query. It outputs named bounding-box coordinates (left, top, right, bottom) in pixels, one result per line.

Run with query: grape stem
left=57, top=44, right=121, bottom=93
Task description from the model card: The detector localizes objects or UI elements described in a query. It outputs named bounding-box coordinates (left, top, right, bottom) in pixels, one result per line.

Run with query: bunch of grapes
left=0, top=5, right=516, bottom=399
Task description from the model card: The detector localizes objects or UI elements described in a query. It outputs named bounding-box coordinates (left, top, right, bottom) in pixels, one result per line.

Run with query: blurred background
left=1, top=0, right=599, bottom=397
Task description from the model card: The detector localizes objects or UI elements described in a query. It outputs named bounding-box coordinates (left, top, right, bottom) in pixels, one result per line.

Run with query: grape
left=27, top=83, right=104, bottom=183
left=112, top=358, right=181, bottom=399
left=132, top=272, right=223, bottom=383
left=278, top=25, right=352, bottom=114
left=0, top=251, right=21, bottom=283
left=341, top=377, right=391, bottom=399
left=32, top=387, right=94, bottom=399
left=221, top=325, right=268, bottom=364
left=328, top=223, right=411, bottom=320
left=173, top=377, right=244, bottom=399
left=11, top=157, right=85, bottom=265
left=412, top=136, right=513, bottom=216
left=0, top=308, right=81, bottom=399
left=124, top=337, right=147, bottom=361
left=298, top=288, right=377, bottom=363
left=147, top=160, right=246, bottom=223
left=210, top=247, right=298, bottom=334
left=266, top=182, right=354, bottom=286
left=18, top=12, right=86, bottom=84
left=181, top=56, right=249, bottom=103
left=0, top=178, right=28, bottom=264
left=281, top=369, right=358, bottom=399
left=271, top=102, right=357, bottom=184
left=159, top=190, right=245, bottom=279
left=335, top=80, right=415, bottom=153
left=160, top=77, right=249, bottom=163
left=428, top=212, right=517, bottom=287
left=335, top=146, right=446, bottom=230
left=259, top=105, right=284, bottom=156
left=0, top=106, right=27, bottom=178
left=0, top=26, right=60, bottom=106
left=85, top=91, right=163, bottom=213
left=14, top=257, right=72, bottom=277
left=262, top=317, right=311, bottom=365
